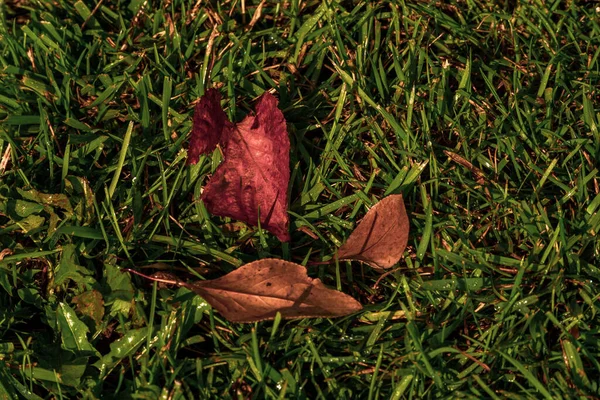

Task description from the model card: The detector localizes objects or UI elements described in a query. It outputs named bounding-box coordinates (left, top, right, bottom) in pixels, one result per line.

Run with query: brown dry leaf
left=337, top=194, right=409, bottom=270
left=72, top=290, right=105, bottom=326
left=184, top=259, right=362, bottom=323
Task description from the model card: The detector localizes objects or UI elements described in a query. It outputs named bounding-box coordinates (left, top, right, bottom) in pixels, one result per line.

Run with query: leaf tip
left=187, top=88, right=228, bottom=165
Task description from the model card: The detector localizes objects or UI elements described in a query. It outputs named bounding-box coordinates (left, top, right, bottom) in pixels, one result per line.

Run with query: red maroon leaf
left=201, top=93, right=291, bottom=241
left=185, top=259, right=362, bottom=322
left=337, top=194, right=409, bottom=270
left=187, top=88, right=228, bottom=165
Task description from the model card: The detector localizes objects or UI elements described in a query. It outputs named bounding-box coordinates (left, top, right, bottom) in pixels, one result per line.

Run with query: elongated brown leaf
left=337, top=194, right=409, bottom=270
left=184, top=259, right=362, bottom=322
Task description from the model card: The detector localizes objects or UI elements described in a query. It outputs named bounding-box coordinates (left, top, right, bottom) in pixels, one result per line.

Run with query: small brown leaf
left=337, top=194, right=409, bottom=270
left=72, top=290, right=105, bottom=326
left=185, top=259, right=362, bottom=323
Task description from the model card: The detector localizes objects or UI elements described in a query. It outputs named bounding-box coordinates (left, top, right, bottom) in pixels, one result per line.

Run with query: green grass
left=1, top=0, right=599, bottom=398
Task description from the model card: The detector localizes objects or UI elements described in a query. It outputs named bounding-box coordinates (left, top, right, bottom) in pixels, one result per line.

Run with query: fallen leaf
left=196, top=92, right=291, bottom=241
left=337, top=194, right=409, bottom=270
left=184, top=259, right=362, bottom=322
left=72, top=290, right=105, bottom=326
left=187, top=88, right=229, bottom=165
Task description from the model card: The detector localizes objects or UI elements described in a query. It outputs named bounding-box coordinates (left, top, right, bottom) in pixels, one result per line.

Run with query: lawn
left=1, top=0, right=599, bottom=398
